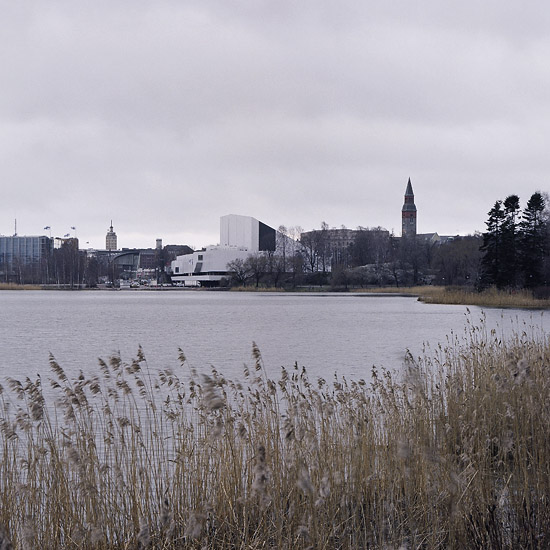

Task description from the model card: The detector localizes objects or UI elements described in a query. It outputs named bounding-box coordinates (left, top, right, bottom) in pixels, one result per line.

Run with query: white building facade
left=170, top=215, right=278, bottom=286
left=220, top=214, right=275, bottom=251
left=171, top=246, right=252, bottom=286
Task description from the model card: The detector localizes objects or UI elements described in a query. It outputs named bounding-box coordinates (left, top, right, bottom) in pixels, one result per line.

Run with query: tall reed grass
left=1, top=317, right=549, bottom=548
left=419, top=286, right=550, bottom=309
left=362, top=285, right=550, bottom=309
left=0, top=283, right=42, bottom=291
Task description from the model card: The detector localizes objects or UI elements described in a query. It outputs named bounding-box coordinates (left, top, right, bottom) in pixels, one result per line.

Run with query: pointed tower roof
left=405, top=177, right=414, bottom=196
left=402, top=178, right=416, bottom=213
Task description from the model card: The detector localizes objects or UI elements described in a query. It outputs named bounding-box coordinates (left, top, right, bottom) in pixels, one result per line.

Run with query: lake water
left=0, top=290, right=548, bottom=385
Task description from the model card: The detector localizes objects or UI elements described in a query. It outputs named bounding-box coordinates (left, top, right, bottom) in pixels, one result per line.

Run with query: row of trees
left=225, top=228, right=484, bottom=289
left=0, top=240, right=86, bottom=286
left=225, top=192, right=548, bottom=291
left=226, top=226, right=306, bottom=288
left=480, top=192, right=548, bottom=290
left=0, top=241, right=180, bottom=287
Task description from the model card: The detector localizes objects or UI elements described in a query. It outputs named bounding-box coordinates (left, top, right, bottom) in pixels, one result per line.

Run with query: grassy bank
left=1, top=323, right=550, bottom=548
left=0, top=282, right=42, bottom=290
left=363, top=285, right=550, bottom=309
left=229, top=285, right=286, bottom=292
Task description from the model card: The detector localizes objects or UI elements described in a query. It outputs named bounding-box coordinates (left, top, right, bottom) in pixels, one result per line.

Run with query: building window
left=198, top=254, right=203, bottom=261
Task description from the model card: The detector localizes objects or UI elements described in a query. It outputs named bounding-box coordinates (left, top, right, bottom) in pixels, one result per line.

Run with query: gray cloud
left=1, top=1, right=549, bottom=248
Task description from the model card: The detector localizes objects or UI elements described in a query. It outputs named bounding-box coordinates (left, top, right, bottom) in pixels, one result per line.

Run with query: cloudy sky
left=1, top=1, right=550, bottom=249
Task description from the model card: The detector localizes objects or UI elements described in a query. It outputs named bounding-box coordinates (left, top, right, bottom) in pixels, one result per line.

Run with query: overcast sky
left=1, top=1, right=550, bottom=249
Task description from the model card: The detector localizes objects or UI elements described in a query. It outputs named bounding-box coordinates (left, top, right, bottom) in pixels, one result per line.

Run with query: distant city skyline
left=1, top=2, right=549, bottom=249
left=3, top=180, right=429, bottom=250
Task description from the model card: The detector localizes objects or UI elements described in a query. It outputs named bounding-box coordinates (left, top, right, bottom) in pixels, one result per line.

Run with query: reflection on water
left=0, top=290, right=547, bottom=384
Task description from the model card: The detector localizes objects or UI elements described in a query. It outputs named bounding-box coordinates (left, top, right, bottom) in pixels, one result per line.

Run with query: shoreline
left=2, top=282, right=549, bottom=309
left=360, top=285, right=550, bottom=309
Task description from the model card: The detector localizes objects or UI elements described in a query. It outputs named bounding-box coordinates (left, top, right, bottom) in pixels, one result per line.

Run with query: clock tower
left=401, top=178, right=417, bottom=237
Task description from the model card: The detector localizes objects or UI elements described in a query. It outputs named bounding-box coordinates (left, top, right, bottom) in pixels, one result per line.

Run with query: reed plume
left=0, top=322, right=548, bottom=548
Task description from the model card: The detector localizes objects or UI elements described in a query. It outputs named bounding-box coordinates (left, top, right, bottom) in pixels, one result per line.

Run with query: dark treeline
left=226, top=230, right=485, bottom=289
left=0, top=240, right=87, bottom=287
left=0, top=242, right=172, bottom=288
left=480, top=192, right=549, bottom=291
left=227, top=191, right=550, bottom=292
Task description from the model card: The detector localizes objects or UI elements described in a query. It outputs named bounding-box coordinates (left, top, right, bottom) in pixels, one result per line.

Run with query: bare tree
left=277, top=225, right=288, bottom=273
left=245, top=254, right=268, bottom=288
left=319, top=221, right=330, bottom=273
left=226, top=258, right=250, bottom=286
left=300, top=232, right=317, bottom=273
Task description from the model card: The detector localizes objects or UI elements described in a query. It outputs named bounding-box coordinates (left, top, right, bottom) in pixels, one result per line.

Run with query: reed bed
left=418, top=286, right=550, bottom=309
left=363, top=285, right=550, bottom=309
left=1, top=319, right=550, bottom=549
left=0, top=283, right=42, bottom=291
left=229, top=286, right=286, bottom=292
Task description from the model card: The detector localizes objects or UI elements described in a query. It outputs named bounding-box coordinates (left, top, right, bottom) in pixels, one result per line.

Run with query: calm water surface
left=0, top=290, right=548, bottom=384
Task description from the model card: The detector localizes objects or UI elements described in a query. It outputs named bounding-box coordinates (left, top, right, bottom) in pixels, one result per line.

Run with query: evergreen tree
left=519, top=192, right=547, bottom=289
left=480, top=200, right=505, bottom=288
left=500, top=194, right=520, bottom=288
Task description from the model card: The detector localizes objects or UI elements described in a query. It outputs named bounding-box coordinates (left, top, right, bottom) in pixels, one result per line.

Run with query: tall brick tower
left=401, top=178, right=417, bottom=237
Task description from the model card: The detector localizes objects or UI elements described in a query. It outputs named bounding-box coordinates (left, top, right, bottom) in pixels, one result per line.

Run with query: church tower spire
left=401, top=178, right=417, bottom=237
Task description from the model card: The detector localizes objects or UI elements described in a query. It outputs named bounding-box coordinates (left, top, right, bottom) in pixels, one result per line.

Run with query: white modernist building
left=170, top=215, right=278, bottom=286
left=220, top=214, right=276, bottom=251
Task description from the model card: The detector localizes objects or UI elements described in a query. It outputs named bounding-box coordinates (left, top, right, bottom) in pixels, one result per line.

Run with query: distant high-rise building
left=401, top=178, right=417, bottom=237
left=0, top=235, right=53, bottom=264
left=106, top=221, right=117, bottom=251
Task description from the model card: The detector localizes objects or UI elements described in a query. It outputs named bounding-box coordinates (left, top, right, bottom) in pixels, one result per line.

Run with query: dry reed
left=0, top=283, right=41, bottom=291
left=0, top=319, right=549, bottom=548
left=362, top=285, right=550, bottom=309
